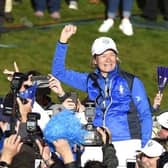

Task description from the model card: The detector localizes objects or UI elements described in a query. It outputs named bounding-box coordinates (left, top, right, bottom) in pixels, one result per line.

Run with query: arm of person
left=53, top=139, right=76, bottom=167
left=51, top=25, right=89, bottom=92
left=153, top=91, right=163, bottom=111
left=0, top=134, right=23, bottom=166
left=35, top=139, right=55, bottom=167
left=48, top=74, right=65, bottom=97
left=132, top=77, right=153, bottom=147
left=97, top=127, right=118, bottom=168
left=16, top=97, right=32, bottom=123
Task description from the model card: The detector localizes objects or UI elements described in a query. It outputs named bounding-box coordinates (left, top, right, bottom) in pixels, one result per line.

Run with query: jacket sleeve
left=51, top=42, right=88, bottom=92
left=102, top=144, right=118, bottom=168
left=132, top=77, right=152, bottom=147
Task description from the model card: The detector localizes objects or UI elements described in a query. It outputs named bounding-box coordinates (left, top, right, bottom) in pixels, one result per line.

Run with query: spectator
left=136, top=139, right=168, bottom=168
left=51, top=24, right=152, bottom=167
left=98, top=0, right=134, bottom=36
left=48, top=75, right=86, bottom=119
left=32, top=0, right=61, bottom=19
left=37, top=127, right=118, bottom=168
left=0, top=107, right=11, bottom=151
left=0, top=0, right=5, bottom=33
left=0, top=134, right=23, bottom=168
left=4, top=0, right=14, bottom=23
left=142, top=0, right=168, bottom=22
left=3, top=65, right=50, bottom=130
left=152, top=111, right=168, bottom=151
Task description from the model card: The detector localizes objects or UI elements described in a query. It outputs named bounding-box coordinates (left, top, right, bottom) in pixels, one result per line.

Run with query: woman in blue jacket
left=51, top=24, right=152, bottom=168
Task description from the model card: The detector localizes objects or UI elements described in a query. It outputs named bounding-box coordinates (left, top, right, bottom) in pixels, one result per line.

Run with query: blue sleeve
left=51, top=42, right=89, bottom=92
left=132, top=77, right=152, bottom=147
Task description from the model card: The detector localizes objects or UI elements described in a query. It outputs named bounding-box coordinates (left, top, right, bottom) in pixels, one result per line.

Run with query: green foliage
left=0, top=0, right=168, bottom=110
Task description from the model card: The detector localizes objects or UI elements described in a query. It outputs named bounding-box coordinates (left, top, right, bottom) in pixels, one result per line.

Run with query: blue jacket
left=51, top=42, right=152, bottom=147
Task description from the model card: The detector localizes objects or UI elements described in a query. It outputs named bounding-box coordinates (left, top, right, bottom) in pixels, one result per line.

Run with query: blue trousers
left=33, top=0, right=61, bottom=13
left=107, top=0, right=134, bottom=18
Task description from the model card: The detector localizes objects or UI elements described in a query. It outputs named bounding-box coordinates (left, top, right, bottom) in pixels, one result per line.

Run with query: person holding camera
left=48, top=75, right=87, bottom=124
left=3, top=66, right=50, bottom=131
left=36, top=127, right=118, bottom=168
left=51, top=24, right=152, bottom=167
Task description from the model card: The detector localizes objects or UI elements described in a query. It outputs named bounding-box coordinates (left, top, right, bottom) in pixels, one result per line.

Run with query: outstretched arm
left=51, top=25, right=89, bottom=92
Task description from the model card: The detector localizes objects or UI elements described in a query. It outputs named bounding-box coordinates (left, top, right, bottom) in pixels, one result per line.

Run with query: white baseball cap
left=157, top=112, right=168, bottom=129
left=91, top=37, right=118, bottom=56
left=140, top=140, right=165, bottom=157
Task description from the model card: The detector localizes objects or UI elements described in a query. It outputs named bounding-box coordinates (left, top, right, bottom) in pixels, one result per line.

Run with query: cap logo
left=102, top=39, right=110, bottom=44
left=147, top=141, right=154, bottom=147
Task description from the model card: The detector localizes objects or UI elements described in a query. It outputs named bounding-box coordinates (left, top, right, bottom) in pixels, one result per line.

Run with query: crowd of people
left=0, top=0, right=168, bottom=167
left=0, top=0, right=168, bottom=36
left=0, top=23, right=167, bottom=168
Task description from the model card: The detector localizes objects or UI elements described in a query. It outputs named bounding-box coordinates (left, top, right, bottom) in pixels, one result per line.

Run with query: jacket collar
left=94, top=64, right=119, bottom=79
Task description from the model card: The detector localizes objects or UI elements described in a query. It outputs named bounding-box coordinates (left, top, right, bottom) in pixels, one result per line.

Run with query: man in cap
left=136, top=139, right=168, bottom=168
left=152, top=112, right=168, bottom=151
left=51, top=24, right=152, bottom=168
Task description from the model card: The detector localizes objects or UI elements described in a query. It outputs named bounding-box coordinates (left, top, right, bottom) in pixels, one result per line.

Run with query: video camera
left=23, top=112, right=43, bottom=145
left=31, top=75, right=50, bottom=88
left=82, top=101, right=102, bottom=146
left=26, top=112, right=41, bottom=133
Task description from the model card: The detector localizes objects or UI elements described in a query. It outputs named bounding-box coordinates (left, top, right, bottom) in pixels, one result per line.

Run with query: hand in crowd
left=60, top=24, right=77, bottom=43
left=36, top=139, right=54, bottom=167
left=153, top=91, right=163, bottom=110
left=97, top=127, right=112, bottom=145
left=0, top=134, right=23, bottom=165
left=76, top=99, right=85, bottom=112
left=53, top=139, right=74, bottom=164
left=48, top=74, right=65, bottom=97
left=16, top=97, right=32, bottom=122
left=62, top=98, right=76, bottom=110
left=3, top=61, right=19, bottom=81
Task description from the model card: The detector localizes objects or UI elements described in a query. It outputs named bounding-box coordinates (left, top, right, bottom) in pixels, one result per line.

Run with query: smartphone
left=126, top=159, right=136, bottom=168
left=69, top=92, right=78, bottom=105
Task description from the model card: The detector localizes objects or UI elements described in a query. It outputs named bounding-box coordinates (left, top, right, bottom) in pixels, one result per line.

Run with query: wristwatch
left=0, top=161, right=9, bottom=168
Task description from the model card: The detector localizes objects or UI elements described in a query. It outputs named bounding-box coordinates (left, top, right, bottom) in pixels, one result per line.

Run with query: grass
left=0, top=0, right=168, bottom=111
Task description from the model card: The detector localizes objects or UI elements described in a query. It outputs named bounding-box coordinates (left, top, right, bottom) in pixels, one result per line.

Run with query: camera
left=23, top=112, right=43, bottom=148
left=24, top=112, right=44, bottom=160
left=31, top=75, right=50, bottom=88
left=26, top=112, right=41, bottom=133
left=82, top=101, right=102, bottom=146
